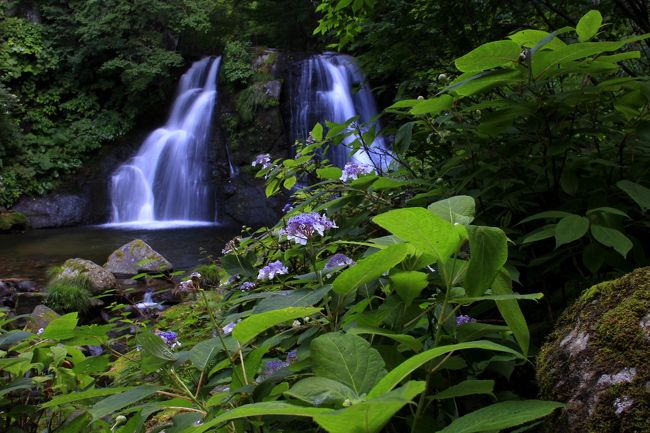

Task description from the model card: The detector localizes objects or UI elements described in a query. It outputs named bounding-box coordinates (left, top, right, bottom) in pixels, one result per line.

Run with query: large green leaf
left=285, top=377, right=357, bottom=407
left=617, top=180, right=650, bottom=212
left=389, top=271, right=428, bottom=307
left=0, top=331, right=33, bottom=348
left=554, top=214, right=589, bottom=248
left=591, top=224, right=633, bottom=257
left=348, top=326, right=422, bottom=352
left=432, top=379, right=495, bottom=400
left=233, top=307, right=320, bottom=346
left=0, top=378, right=33, bottom=397
left=253, top=285, right=332, bottom=313
left=428, top=195, right=475, bottom=225
left=137, top=332, right=176, bottom=361
left=508, top=29, right=565, bottom=50
left=332, top=243, right=410, bottom=296
left=41, top=386, right=133, bottom=408
left=372, top=207, right=459, bottom=263
left=576, top=10, right=602, bottom=42
left=89, top=385, right=161, bottom=420
left=455, top=40, right=521, bottom=72
left=409, top=95, right=453, bottom=115
left=368, top=340, right=524, bottom=398
left=464, top=226, right=507, bottom=297
left=532, top=41, right=626, bottom=78
left=188, top=338, right=223, bottom=372
left=184, top=402, right=332, bottom=433
left=313, top=381, right=426, bottom=433
left=311, top=333, right=387, bottom=395
left=492, top=269, right=531, bottom=355
left=41, top=312, right=78, bottom=341
left=437, top=400, right=564, bottom=433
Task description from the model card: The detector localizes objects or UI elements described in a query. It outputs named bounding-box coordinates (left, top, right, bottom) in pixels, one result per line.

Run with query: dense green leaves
left=576, top=10, right=602, bottom=42
left=372, top=208, right=460, bottom=263
left=555, top=215, right=589, bottom=248
left=332, top=243, right=410, bottom=295
left=436, top=400, right=564, bottom=433
left=233, top=307, right=321, bottom=345
left=311, top=333, right=387, bottom=395
left=464, top=226, right=508, bottom=297
left=455, top=41, right=521, bottom=72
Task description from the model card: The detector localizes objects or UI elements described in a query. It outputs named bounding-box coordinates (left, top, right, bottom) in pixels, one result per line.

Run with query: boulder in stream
left=26, top=305, right=60, bottom=333
left=55, top=258, right=118, bottom=294
left=537, top=267, right=650, bottom=432
left=104, top=239, right=172, bottom=277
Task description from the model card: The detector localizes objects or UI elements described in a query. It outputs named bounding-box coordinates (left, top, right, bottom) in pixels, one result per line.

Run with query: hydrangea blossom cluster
left=257, top=260, right=289, bottom=280
left=252, top=153, right=272, bottom=169
left=155, top=330, right=181, bottom=349
left=222, top=236, right=241, bottom=255
left=173, top=272, right=201, bottom=296
left=279, top=212, right=337, bottom=245
left=256, top=351, right=298, bottom=383
left=282, top=202, right=294, bottom=213
left=456, top=315, right=476, bottom=326
left=240, top=281, right=256, bottom=291
left=222, top=319, right=241, bottom=336
left=324, top=253, right=355, bottom=269
left=340, top=161, right=375, bottom=182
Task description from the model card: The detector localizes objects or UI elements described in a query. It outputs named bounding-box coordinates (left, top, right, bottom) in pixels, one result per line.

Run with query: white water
left=290, top=53, right=390, bottom=169
left=109, top=57, right=221, bottom=225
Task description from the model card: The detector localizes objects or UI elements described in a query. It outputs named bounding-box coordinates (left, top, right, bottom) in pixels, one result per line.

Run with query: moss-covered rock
left=104, top=239, right=173, bottom=277
left=537, top=267, right=650, bottom=433
left=0, top=211, right=28, bottom=231
left=54, top=258, right=118, bottom=294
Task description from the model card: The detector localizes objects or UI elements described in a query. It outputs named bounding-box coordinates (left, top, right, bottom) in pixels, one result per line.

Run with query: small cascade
left=290, top=53, right=389, bottom=169
left=109, top=57, right=221, bottom=224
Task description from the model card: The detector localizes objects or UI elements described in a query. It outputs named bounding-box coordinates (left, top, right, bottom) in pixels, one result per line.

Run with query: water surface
left=0, top=224, right=240, bottom=284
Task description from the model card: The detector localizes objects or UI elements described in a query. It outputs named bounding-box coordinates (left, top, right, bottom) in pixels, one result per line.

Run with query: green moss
left=128, top=239, right=146, bottom=255
left=45, top=274, right=93, bottom=314
left=0, top=211, right=27, bottom=231
left=537, top=267, right=650, bottom=433
left=193, top=263, right=221, bottom=288
left=156, top=294, right=221, bottom=347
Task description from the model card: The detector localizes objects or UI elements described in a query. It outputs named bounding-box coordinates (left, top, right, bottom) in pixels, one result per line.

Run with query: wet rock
left=223, top=179, right=282, bottom=227
left=14, top=292, right=46, bottom=316
left=537, top=267, right=650, bottom=433
left=26, top=304, right=60, bottom=333
left=55, top=258, right=118, bottom=294
left=12, top=194, right=87, bottom=229
left=104, top=239, right=172, bottom=277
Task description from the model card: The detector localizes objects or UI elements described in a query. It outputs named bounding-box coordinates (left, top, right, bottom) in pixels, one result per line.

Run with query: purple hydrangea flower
left=340, top=162, right=375, bottom=182
left=240, top=281, right=256, bottom=291
left=256, top=359, right=290, bottom=382
left=155, top=330, right=181, bottom=349
left=257, top=260, right=289, bottom=280
left=279, top=212, right=337, bottom=245
left=286, top=350, right=298, bottom=364
left=282, top=202, right=294, bottom=213
left=226, top=274, right=240, bottom=285
left=252, top=153, right=272, bottom=169
left=456, top=315, right=476, bottom=326
left=222, top=320, right=240, bottom=336
left=324, top=253, right=355, bottom=269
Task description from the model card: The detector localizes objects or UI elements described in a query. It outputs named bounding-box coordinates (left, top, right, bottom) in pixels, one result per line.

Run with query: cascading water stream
left=290, top=53, right=389, bottom=169
left=109, top=57, right=221, bottom=225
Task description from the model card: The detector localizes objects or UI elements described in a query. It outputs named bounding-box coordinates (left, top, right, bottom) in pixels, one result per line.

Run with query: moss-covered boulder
left=55, top=258, right=118, bottom=294
left=537, top=267, right=650, bottom=433
left=104, top=239, right=172, bottom=277
left=0, top=211, right=28, bottom=232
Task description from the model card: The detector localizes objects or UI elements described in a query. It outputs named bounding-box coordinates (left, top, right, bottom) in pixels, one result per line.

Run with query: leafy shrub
left=222, top=40, right=254, bottom=86
left=193, top=262, right=221, bottom=288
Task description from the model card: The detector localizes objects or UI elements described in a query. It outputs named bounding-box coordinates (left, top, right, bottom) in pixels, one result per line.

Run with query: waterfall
left=109, top=57, right=221, bottom=225
left=290, top=53, right=389, bottom=169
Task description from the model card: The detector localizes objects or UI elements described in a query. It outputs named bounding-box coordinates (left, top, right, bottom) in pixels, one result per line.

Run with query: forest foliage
left=2, top=1, right=650, bottom=432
